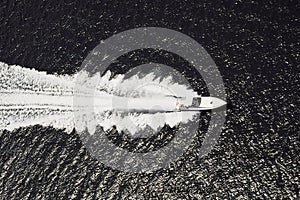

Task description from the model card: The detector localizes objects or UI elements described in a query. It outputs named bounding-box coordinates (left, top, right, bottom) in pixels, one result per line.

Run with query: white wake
left=0, top=62, right=198, bottom=135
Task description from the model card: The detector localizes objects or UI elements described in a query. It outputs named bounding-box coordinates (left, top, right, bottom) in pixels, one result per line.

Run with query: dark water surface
left=0, top=0, right=299, bottom=199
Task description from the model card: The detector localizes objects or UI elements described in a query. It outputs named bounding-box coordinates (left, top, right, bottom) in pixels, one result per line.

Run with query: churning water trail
left=0, top=62, right=198, bottom=134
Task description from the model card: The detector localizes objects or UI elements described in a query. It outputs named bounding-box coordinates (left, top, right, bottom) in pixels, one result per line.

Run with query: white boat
left=176, top=96, right=226, bottom=111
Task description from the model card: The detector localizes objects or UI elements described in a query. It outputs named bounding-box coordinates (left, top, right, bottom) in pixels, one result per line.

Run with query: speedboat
left=176, top=96, right=226, bottom=111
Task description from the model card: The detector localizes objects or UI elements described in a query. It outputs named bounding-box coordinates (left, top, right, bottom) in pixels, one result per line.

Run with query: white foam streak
left=0, top=62, right=198, bottom=134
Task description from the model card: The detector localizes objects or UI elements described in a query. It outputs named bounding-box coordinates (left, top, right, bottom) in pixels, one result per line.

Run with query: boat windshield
left=192, top=97, right=201, bottom=107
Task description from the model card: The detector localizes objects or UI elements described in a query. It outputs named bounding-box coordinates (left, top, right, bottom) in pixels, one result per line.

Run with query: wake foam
left=0, top=62, right=198, bottom=135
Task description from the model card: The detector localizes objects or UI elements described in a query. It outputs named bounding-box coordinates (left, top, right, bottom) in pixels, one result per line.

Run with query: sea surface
left=0, top=0, right=299, bottom=199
